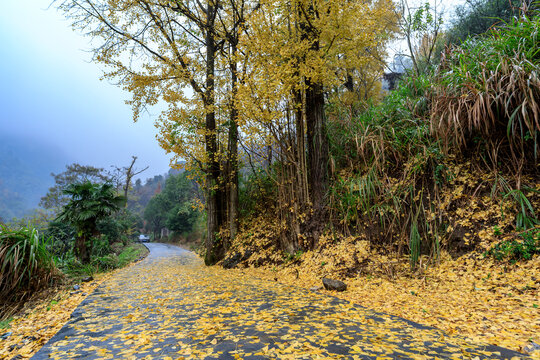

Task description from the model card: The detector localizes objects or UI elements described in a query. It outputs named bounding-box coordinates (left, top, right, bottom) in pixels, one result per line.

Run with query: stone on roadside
left=82, top=276, right=94, bottom=282
left=310, top=286, right=323, bottom=292
left=73, top=284, right=80, bottom=290
left=322, top=278, right=347, bottom=292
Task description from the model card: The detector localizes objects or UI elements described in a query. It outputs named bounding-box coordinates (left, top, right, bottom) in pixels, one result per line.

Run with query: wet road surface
left=32, top=243, right=525, bottom=359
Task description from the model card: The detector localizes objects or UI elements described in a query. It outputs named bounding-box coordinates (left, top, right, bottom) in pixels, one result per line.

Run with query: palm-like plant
left=56, top=182, right=125, bottom=263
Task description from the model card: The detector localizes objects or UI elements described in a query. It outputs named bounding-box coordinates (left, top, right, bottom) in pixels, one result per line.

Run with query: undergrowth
left=431, top=16, right=540, bottom=176
left=1, top=221, right=146, bottom=320
left=59, top=243, right=147, bottom=278
left=230, top=15, right=540, bottom=272
left=485, top=227, right=540, bottom=262
left=0, top=224, right=56, bottom=304
left=324, top=15, right=540, bottom=270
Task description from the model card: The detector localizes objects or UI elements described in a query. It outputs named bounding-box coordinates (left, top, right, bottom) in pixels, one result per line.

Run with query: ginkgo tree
left=235, top=0, right=398, bottom=251
left=57, top=0, right=243, bottom=264
left=57, top=0, right=398, bottom=262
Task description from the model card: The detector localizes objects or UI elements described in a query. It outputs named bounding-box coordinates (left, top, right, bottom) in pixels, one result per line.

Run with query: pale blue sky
left=0, top=1, right=172, bottom=177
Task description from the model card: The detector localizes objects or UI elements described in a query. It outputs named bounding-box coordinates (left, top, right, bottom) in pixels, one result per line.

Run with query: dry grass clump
left=431, top=17, right=540, bottom=176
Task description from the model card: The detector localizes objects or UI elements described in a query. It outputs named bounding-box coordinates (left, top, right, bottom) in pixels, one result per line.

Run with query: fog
left=0, top=0, right=172, bottom=177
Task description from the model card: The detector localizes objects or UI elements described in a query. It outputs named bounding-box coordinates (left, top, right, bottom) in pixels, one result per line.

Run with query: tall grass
left=327, top=73, right=433, bottom=174
left=493, top=175, right=540, bottom=229
left=0, top=224, right=56, bottom=304
left=431, top=17, right=540, bottom=175
left=325, top=16, right=540, bottom=270
left=328, top=72, right=447, bottom=268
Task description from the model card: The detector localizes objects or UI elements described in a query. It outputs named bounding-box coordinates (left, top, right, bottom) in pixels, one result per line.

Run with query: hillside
left=0, top=134, right=70, bottom=220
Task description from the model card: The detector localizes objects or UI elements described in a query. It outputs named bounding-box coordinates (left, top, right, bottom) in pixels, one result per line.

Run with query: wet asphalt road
left=31, top=243, right=526, bottom=359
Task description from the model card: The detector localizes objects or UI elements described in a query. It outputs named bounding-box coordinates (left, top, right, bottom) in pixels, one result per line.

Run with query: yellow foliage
left=0, top=273, right=114, bottom=359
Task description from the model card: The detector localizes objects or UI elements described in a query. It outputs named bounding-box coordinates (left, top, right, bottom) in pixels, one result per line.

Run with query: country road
left=32, top=243, right=524, bottom=359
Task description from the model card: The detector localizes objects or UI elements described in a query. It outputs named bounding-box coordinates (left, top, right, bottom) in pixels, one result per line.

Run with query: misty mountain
left=0, top=134, right=70, bottom=220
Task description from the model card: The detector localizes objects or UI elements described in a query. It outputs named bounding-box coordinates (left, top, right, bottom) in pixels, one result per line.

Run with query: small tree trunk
left=75, top=234, right=90, bottom=264
left=204, top=0, right=225, bottom=265
left=305, top=78, right=328, bottom=209
left=228, top=55, right=240, bottom=241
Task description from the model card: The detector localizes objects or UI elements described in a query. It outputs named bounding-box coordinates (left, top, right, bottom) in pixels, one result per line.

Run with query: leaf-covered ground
left=0, top=243, right=148, bottom=359
left=228, top=249, right=540, bottom=357
left=222, top=162, right=540, bottom=357
left=0, top=273, right=112, bottom=359
left=28, top=243, right=524, bottom=359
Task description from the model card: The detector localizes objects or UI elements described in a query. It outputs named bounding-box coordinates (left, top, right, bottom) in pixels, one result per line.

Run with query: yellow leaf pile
left=0, top=273, right=112, bottom=359
left=230, top=250, right=540, bottom=357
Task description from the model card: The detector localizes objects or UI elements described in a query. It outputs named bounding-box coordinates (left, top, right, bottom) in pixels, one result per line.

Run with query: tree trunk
left=300, top=3, right=328, bottom=210
left=204, top=1, right=224, bottom=265
left=295, top=88, right=309, bottom=207
left=122, top=156, right=148, bottom=207
left=123, top=157, right=136, bottom=205
left=305, top=78, right=328, bottom=209
left=228, top=43, right=240, bottom=241
left=345, top=72, right=354, bottom=92
left=75, top=234, right=90, bottom=264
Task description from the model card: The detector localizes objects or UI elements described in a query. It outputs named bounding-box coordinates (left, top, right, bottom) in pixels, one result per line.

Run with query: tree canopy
left=57, top=0, right=398, bottom=263
left=40, top=164, right=110, bottom=211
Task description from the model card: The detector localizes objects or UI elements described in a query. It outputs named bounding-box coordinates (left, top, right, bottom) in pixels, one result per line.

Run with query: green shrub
left=58, top=256, right=97, bottom=278
left=239, top=167, right=277, bottom=217
left=90, top=235, right=111, bottom=257
left=0, top=224, right=56, bottom=303
left=329, top=167, right=383, bottom=226
left=486, top=228, right=540, bottom=262
left=97, top=217, right=121, bottom=243
left=55, top=240, right=146, bottom=279
left=447, top=0, right=524, bottom=45
left=327, top=71, right=434, bottom=175
left=92, top=254, right=119, bottom=270
left=91, top=245, right=145, bottom=270
left=166, top=203, right=198, bottom=234
left=44, top=221, right=75, bottom=257
left=117, top=245, right=143, bottom=267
